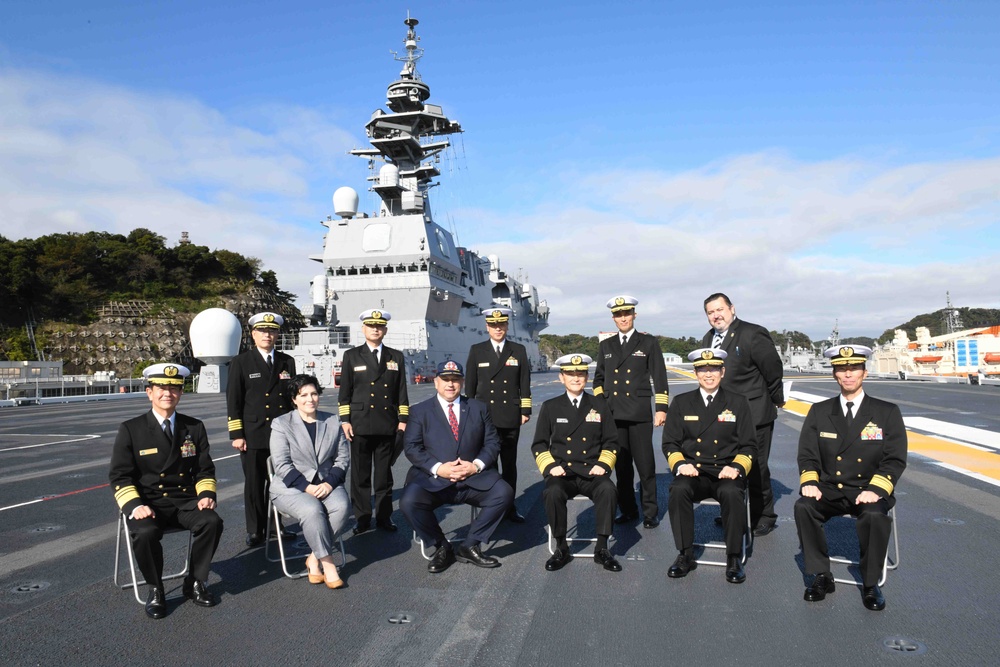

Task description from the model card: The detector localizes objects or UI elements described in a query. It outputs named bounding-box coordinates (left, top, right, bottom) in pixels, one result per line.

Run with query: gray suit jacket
left=269, top=410, right=349, bottom=497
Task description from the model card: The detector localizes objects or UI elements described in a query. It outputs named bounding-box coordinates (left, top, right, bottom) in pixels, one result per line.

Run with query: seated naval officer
left=795, top=345, right=907, bottom=611
left=662, top=349, right=755, bottom=584
left=465, top=306, right=532, bottom=523
left=533, top=354, right=621, bottom=572
left=400, top=360, right=513, bottom=573
left=109, top=364, right=223, bottom=619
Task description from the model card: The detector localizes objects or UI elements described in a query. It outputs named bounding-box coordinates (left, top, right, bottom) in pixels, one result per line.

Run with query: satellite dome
left=190, top=308, right=242, bottom=364
left=378, top=163, right=399, bottom=187
left=333, top=187, right=359, bottom=219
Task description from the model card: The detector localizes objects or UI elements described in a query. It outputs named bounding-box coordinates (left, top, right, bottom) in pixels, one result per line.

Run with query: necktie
left=163, top=419, right=173, bottom=443
left=373, top=348, right=380, bottom=364
left=712, top=332, right=724, bottom=349
left=266, top=355, right=273, bottom=372
left=572, top=398, right=579, bottom=409
left=846, top=401, right=855, bottom=425
left=706, top=394, right=713, bottom=408
left=448, top=403, right=459, bottom=441
left=621, top=334, right=627, bottom=346
left=495, top=345, right=502, bottom=358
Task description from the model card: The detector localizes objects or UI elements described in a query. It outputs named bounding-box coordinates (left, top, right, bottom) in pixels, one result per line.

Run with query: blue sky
left=2, top=1, right=998, bottom=339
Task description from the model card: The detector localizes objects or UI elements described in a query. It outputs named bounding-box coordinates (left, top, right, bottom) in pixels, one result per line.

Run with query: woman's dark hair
left=287, top=374, right=322, bottom=402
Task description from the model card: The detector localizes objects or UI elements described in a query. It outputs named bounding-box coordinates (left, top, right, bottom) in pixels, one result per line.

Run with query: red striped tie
left=448, top=403, right=459, bottom=441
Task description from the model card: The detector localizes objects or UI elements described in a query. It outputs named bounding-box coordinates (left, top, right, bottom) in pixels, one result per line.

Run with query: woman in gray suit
left=269, top=375, right=350, bottom=588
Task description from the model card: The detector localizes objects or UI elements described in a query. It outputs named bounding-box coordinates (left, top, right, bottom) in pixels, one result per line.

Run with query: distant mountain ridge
left=879, top=308, right=1000, bottom=342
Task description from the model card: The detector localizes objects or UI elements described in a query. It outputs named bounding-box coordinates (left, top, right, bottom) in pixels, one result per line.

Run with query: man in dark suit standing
left=533, top=354, right=621, bottom=573
left=465, top=306, right=532, bottom=523
left=227, top=311, right=296, bottom=547
left=110, top=364, right=223, bottom=619
left=662, top=349, right=756, bottom=584
left=593, top=295, right=670, bottom=529
left=338, top=309, right=409, bottom=535
left=701, top=293, right=784, bottom=536
left=795, top=345, right=907, bottom=611
left=400, top=360, right=513, bottom=573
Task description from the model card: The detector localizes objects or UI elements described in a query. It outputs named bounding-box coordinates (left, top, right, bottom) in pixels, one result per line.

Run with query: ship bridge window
left=359, top=267, right=370, bottom=275
left=434, top=228, right=451, bottom=258
left=335, top=268, right=347, bottom=276
left=384, top=265, right=394, bottom=273
left=408, top=263, right=418, bottom=272
left=372, top=266, right=382, bottom=274
left=348, top=267, right=358, bottom=275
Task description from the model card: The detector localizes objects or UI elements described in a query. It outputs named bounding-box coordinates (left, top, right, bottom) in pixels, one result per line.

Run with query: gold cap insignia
left=615, top=297, right=625, bottom=306
left=263, top=313, right=275, bottom=323
left=372, top=310, right=382, bottom=320
left=165, top=366, right=178, bottom=377
left=841, top=346, right=853, bottom=357
left=492, top=309, right=502, bottom=318
left=701, top=350, right=714, bottom=360
left=571, top=355, right=582, bottom=365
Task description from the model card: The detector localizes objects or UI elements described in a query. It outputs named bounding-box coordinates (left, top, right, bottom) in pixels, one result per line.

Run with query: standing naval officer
left=400, top=360, right=513, bottom=573
left=338, top=309, right=409, bottom=535
left=465, top=306, right=532, bottom=523
left=701, top=293, right=784, bottom=536
left=662, top=349, right=756, bottom=584
left=533, top=354, right=621, bottom=573
left=795, top=345, right=907, bottom=611
left=110, top=364, right=223, bottom=619
left=593, top=296, right=669, bottom=528
left=227, top=311, right=296, bottom=547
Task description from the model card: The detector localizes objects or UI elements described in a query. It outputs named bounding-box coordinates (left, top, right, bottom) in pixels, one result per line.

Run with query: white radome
left=190, top=308, right=242, bottom=363
left=333, top=186, right=360, bottom=219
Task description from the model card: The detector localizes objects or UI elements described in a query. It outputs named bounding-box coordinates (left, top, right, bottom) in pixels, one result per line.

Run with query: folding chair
left=830, top=506, right=900, bottom=587
left=693, top=492, right=752, bottom=567
left=547, top=495, right=614, bottom=558
left=113, top=513, right=192, bottom=603
left=265, top=457, right=347, bottom=579
left=414, top=506, right=482, bottom=560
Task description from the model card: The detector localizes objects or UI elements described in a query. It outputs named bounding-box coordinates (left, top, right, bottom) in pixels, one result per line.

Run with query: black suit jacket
left=701, top=317, right=784, bottom=426
left=403, top=396, right=501, bottom=493
left=110, top=411, right=217, bottom=517
left=593, top=331, right=670, bottom=422
left=337, top=344, right=409, bottom=436
left=465, top=339, right=532, bottom=428
left=226, top=348, right=296, bottom=449
left=531, top=392, right=618, bottom=479
left=661, top=388, right=756, bottom=478
left=798, top=394, right=907, bottom=504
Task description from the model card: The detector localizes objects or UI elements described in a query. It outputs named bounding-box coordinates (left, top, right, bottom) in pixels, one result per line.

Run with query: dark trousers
left=794, top=493, right=893, bottom=587
left=668, top=474, right=747, bottom=555
left=749, top=421, right=777, bottom=528
left=496, top=426, right=521, bottom=495
left=240, top=448, right=270, bottom=535
left=543, top=474, right=617, bottom=545
left=400, top=479, right=513, bottom=548
left=613, top=420, right=658, bottom=520
left=350, top=433, right=395, bottom=523
left=126, top=507, right=223, bottom=589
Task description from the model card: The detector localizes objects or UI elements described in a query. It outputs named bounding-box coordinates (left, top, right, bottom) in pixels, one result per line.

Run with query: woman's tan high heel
left=306, top=554, right=323, bottom=584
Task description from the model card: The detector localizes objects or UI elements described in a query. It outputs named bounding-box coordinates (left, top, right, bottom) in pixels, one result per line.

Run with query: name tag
left=820, top=431, right=838, bottom=439
left=139, top=448, right=158, bottom=456
left=632, top=350, right=646, bottom=357
left=861, top=423, right=884, bottom=441
left=478, top=362, right=490, bottom=367
left=505, top=357, right=519, bottom=366
left=386, top=360, right=399, bottom=371
left=604, top=353, right=612, bottom=359
left=684, top=415, right=699, bottom=421
left=556, top=418, right=569, bottom=424
left=717, top=409, right=736, bottom=423
left=249, top=372, right=261, bottom=379
left=353, top=365, right=367, bottom=372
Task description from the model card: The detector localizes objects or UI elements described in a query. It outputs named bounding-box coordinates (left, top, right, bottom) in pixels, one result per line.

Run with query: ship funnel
left=333, top=187, right=359, bottom=219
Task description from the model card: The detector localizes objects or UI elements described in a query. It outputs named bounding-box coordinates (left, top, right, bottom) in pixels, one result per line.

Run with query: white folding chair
left=414, top=506, right=482, bottom=560
left=265, top=457, right=346, bottom=579
left=113, top=513, right=192, bottom=603
left=547, top=495, right=614, bottom=558
left=831, top=506, right=900, bottom=587
left=693, top=492, right=752, bottom=567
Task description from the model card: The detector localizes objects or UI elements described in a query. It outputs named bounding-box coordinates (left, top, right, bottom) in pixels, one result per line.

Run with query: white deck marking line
left=904, top=416, right=1000, bottom=451
left=0, top=434, right=101, bottom=452
left=932, top=462, right=1000, bottom=489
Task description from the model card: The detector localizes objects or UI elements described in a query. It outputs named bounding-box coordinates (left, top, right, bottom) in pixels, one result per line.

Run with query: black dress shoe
left=804, top=573, right=836, bottom=602
left=144, top=587, right=166, bottom=620
left=613, top=512, right=638, bottom=525
left=594, top=548, right=622, bottom=572
left=545, top=548, right=573, bottom=571
left=375, top=519, right=398, bottom=532
left=352, top=520, right=372, bottom=536
left=753, top=522, right=777, bottom=537
left=725, top=556, right=746, bottom=584
left=456, top=544, right=501, bottom=568
left=643, top=517, right=660, bottom=529
left=428, top=544, right=455, bottom=574
left=505, top=509, right=527, bottom=524
left=863, top=585, right=886, bottom=611
left=183, top=578, right=218, bottom=607
left=245, top=533, right=264, bottom=548
left=668, top=552, right=697, bottom=578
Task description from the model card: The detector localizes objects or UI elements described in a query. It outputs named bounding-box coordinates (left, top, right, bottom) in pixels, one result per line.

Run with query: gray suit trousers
left=272, top=486, right=350, bottom=559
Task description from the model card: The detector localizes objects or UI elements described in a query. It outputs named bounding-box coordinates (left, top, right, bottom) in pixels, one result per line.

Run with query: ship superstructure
left=287, top=16, right=549, bottom=386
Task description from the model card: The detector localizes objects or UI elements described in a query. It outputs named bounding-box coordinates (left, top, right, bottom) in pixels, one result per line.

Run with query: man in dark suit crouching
left=400, top=360, right=513, bottom=573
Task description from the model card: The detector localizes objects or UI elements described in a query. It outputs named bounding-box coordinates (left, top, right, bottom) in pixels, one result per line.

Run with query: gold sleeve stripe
left=227, top=419, right=243, bottom=431
left=598, top=450, right=617, bottom=470
left=733, top=454, right=753, bottom=474
left=114, top=486, right=140, bottom=509
left=196, top=479, right=217, bottom=494
left=535, top=451, right=556, bottom=474
left=655, top=393, right=670, bottom=403
left=338, top=405, right=351, bottom=416
left=800, top=471, right=820, bottom=485
left=667, top=452, right=686, bottom=469
left=593, top=386, right=604, bottom=396
left=869, top=475, right=894, bottom=495
left=520, top=398, right=532, bottom=407
left=398, top=405, right=409, bottom=415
